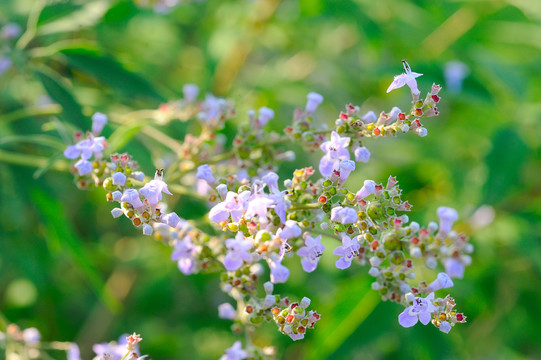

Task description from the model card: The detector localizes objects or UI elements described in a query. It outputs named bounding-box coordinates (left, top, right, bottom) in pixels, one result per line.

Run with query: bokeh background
left=1, top=0, right=540, bottom=359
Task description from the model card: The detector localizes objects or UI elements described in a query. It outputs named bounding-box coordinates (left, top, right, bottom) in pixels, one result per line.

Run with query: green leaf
left=107, top=118, right=150, bottom=154
left=36, top=0, right=110, bottom=36
left=0, top=134, right=65, bottom=150
left=304, top=276, right=380, bottom=360
left=31, top=188, right=122, bottom=313
left=60, top=48, right=165, bottom=103
left=483, top=127, right=529, bottom=205
left=33, top=152, right=64, bottom=179
left=34, top=67, right=88, bottom=130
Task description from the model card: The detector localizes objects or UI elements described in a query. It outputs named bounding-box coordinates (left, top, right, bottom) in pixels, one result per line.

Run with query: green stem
left=309, top=228, right=342, bottom=241
left=289, top=203, right=321, bottom=211
left=0, top=105, right=62, bottom=124
left=0, top=149, right=70, bottom=171
left=15, top=0, right=46, bottom=50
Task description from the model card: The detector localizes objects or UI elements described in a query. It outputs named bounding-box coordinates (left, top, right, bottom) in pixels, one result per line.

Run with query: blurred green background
left=1, top=0, right=541, bottom=359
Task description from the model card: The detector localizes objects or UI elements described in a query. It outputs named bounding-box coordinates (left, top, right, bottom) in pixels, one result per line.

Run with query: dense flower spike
left=57, top=62, right=471, bottom=359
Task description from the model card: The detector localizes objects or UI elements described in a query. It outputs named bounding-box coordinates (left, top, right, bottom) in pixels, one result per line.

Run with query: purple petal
left=419, top=311, right=431, bottom=325
left=398, top=307, right=418, bottom=327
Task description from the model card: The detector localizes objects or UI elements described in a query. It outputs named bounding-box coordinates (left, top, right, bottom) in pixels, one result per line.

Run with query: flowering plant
left=0, top=60, right=474, bottom=359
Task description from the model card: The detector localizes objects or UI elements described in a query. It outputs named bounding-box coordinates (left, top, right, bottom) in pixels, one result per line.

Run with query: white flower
left=387, top=60, right=423, bottom=95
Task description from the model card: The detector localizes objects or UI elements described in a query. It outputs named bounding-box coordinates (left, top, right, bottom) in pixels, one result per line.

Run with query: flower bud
left=182, top=84, right=199, bottom=103
left=91, top=112, right=108, bottom=136
left=143, top=224, right=153, bottom=235
left=305, top=92, right=323, bottom=114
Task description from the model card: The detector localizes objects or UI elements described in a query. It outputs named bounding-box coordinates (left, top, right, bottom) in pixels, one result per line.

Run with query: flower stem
left=289, top=203, right=321, bottom=211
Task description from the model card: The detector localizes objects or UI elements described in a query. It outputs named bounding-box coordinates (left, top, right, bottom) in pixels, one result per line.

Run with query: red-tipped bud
left=432, top=95, right=440, bottom=103
left=398, top=113, right=406, bottom=120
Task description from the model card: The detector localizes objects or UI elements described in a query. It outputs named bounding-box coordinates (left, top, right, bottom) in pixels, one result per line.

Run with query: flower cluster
left=59, top=61, right=473, bottom=358
left=0, top=324, right=147, bottom=360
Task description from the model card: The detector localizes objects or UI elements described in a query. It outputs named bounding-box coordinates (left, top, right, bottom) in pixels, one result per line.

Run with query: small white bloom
left=387, top=60, right=423, bottom=95
left=111, top=208, right=123, bottom=218
left=143, top=224, right=153, bottom=235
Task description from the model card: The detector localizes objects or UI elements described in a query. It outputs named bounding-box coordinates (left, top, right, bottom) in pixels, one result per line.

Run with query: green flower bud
left=367, top=202, right=384, bottom=220
left=383, top=233, right=401, bottom=251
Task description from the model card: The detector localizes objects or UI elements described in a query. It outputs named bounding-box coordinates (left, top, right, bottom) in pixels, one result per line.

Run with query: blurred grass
left=1, top=0, right=541, bottom=359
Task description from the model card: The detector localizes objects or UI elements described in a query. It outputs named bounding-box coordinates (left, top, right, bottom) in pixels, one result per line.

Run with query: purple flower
left=112, top=172, right=126, bottom=186
left=209, top=191, right=250, bottom=223
left=91, top=112, right=108, bottom=135
left=257, top=106, right=275, bottom=127
left=362, top=111, right=377, bottom=123
left=220, top=341, right=247, bottom=360
left=162, top=212, right=181, bottom=228
left=437, top=206, right=459, bottom=234
left=276, top=220, right=302, bottom=240
left=319, top=131, right=351, bottom=177
left=262, top=171, right=279, bottom=193
left=268, top=257, right=289, bottom=283
left=444, top=257, right=465, bottom=279
left=143, top=224, right=153, bottom=235
left=74, top=159, right=93, bottom=176
left=67, top=343, right=81, bottom=360
left=297, top=234, right=325, bottom=272
left=111, top=208, right=123, bottom=218
left=387, top=60, right=423, bottom=95
left=121, top=189, right=143, bottom=209
left=223, top=233, right=253, bottom=271
left=0, top=57, right=12, bottom=76
left=93, top=334, right=133, bottom=360
left=305, top=92, right=323, bottom=114
left=428, top=272, right=454, bottom=292
left=388, top=106, right=402, bottom=119
left=439, top=320, right=452, bottom=334
left=171, top=236, right=197, bottom=275
left=338, top=160, right=355, bottom=184
left=64, top=136, right=106, bottom=160
left=196, top=164, right=215, bottom=184
left=330, top=206, right=358, bottom=224
left=398, top=292, right=436, bottom=328
left=244, top=195, right=275, bottom=223
left=183, top=84, right=199, bottom=103
left=353, top=146, right=370, bottom=163
left=263, top=172, right=287, bottom=223
left=218, top=303, right=236, bottom=320
left=2, top=23, right=21, bottom=39
left=355, top=179, right=376, bottom=200
left=445, top=61, right=469, bottom=93
left=333, top=234, right=360, bottom=269
left=139, top=173, right=173, bottom=207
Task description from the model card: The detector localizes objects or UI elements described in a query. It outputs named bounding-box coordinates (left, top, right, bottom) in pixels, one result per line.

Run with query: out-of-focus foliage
left=1, top=0, right=540, bottom=359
